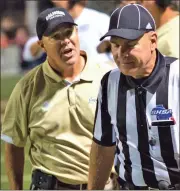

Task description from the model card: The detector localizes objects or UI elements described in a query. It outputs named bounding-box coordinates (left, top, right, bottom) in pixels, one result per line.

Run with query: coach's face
left=38, top=23, right=80, bottom=71
left=110, top=31, right=157, bottom=78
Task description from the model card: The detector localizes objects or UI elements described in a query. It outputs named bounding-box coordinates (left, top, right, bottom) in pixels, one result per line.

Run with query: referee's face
left=110, top=31, right=157, bottom=78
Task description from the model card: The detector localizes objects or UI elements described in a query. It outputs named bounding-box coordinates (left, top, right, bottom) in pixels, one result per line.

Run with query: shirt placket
left=67, top=86, right=76, bottom=107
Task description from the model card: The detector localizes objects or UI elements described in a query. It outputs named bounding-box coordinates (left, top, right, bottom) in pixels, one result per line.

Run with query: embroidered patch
left=88, top=97, right=97, bottom=104
left=41, top=101, right=50, bottom=112
left=151, top=105, right=176, bottom=126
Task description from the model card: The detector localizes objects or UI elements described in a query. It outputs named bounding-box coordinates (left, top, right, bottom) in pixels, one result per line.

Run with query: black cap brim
left=43, top=20, right=77, bottom=36
left=100, top=28, right=145, bottom=41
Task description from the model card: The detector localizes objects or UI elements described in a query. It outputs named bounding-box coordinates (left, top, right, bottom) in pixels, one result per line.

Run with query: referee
left=88, top=4, right=180, bottom=190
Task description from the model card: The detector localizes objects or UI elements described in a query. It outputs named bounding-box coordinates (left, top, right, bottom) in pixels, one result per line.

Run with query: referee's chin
left=119, top=67, right=139, bottom=77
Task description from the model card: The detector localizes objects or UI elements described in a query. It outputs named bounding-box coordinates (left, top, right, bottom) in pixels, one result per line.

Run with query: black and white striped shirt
left=93, top=50, right=179, bottom=188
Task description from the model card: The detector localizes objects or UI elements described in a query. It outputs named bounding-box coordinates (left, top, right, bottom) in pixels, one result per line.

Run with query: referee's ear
left=75, top=26, right=78, bottom=33
left=149, top=31, right=157, bottom=51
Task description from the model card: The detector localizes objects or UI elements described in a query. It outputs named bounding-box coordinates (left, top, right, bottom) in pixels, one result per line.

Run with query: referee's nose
left=118, top=43, right=130, bottom=60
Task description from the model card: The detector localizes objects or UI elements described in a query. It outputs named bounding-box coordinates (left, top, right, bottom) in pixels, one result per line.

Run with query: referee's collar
left=124, top=50, right=166, bottom=94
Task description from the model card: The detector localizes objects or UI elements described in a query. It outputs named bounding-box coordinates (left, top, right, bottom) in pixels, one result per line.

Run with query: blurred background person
left=15, top=25, right=30, bottom=48
left=1, top=11, right=29, bottom=75
left=1, top=11, right=21, bottom=50
left=1, top=30, right=9, bottom=49
left=14, top=25, right=32, bottom=71
left=140, top=0, right=179, bottom=58
left=22, top=36, right=46, bottom=71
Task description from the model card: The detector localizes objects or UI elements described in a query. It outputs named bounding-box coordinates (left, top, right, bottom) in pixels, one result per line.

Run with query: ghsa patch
left=151, top=105, right=176, bottom=126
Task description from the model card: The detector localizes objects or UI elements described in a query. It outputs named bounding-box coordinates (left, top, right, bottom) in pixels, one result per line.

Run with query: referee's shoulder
left=164, top=55, right=179, bottom=75
left=169, top=57, right=179, bottom=68
left=100, top=67, right=120, bottom=86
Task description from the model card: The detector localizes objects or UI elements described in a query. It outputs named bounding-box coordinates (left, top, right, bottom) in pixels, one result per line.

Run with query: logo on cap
left=46, top=11, right=65, bottom=21
left=146, top=23, right=152, bottom=30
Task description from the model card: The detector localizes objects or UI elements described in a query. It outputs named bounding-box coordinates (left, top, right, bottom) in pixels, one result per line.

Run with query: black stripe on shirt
left=117, top=74, right=133, bottom=184
left=135, top=88, right=158, bottom=188
left=156, top=63, right=179, bottom=185
left=93, top=97, right=99, bottom=135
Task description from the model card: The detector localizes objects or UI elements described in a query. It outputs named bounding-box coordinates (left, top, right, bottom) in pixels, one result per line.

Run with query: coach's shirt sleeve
left=93, top=71, right=116, bottom=146
left=1, top=81, right=28, bottom=147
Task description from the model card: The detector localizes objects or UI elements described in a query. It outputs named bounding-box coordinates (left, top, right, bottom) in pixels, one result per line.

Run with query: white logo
left=46, top=11, right=65, bottom=21
left=41, top=101, right=50, bottom=112
left=88, top=97, right=97, bottom=104
left=146, top=23, right=152, bottom=30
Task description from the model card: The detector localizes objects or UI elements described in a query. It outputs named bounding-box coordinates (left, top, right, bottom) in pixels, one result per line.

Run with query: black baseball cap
left=100, top=4, right=156, bottom=41
left=36, top=7, right=77, bottom=40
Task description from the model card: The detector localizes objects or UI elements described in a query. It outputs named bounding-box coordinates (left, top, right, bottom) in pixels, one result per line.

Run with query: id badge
left=151, top=105, right=176, bottom=127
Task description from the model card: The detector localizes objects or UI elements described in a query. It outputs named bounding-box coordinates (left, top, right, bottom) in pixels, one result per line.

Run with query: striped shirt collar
left=122, top=50, right=166, bottom=94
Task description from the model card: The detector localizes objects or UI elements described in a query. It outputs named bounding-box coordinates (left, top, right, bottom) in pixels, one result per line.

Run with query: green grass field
left=1, top=74, right=32, bottom=189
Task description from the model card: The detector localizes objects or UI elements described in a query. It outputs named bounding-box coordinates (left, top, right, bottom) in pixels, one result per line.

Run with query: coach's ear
left=37, top=40, right=47, bottom=53
left=38, top=40, right=44, bottom=48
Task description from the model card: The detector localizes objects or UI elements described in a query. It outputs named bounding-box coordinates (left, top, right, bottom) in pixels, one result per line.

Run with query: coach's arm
left=88, top=141, right=116, bottom=190
left=5, top=143, right=24, bottom=190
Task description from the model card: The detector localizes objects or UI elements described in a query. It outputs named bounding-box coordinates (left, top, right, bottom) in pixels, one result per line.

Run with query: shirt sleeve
left=1, top=81, right=28, bottom=147
left=93, top=71, right=116, bottom=146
